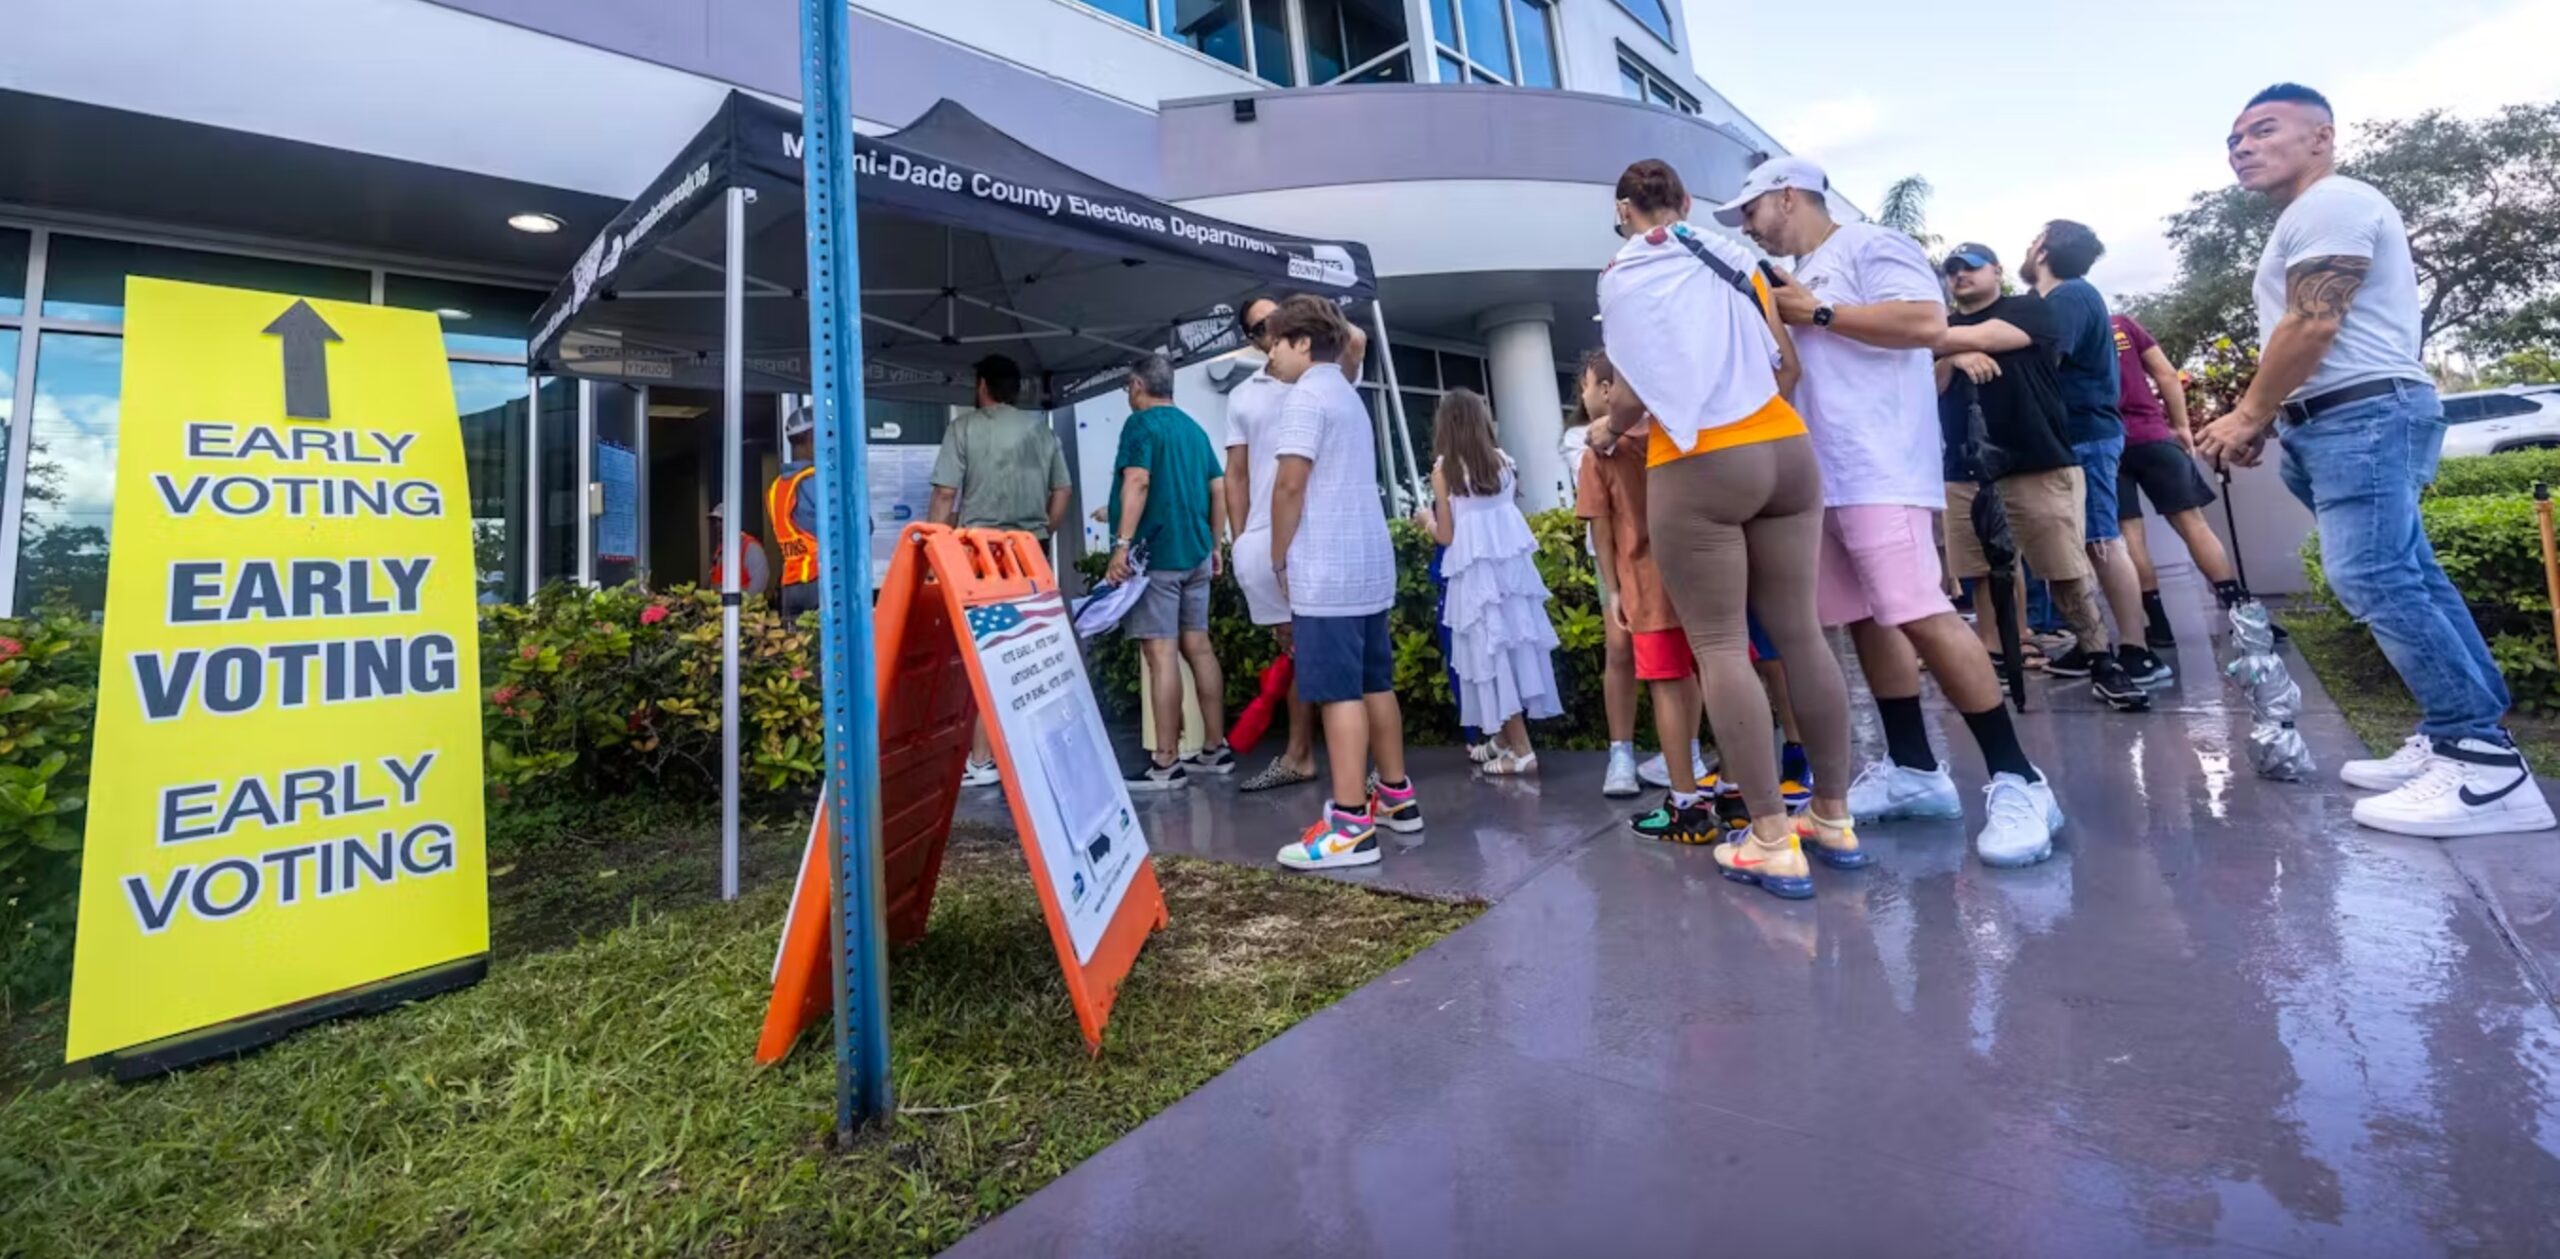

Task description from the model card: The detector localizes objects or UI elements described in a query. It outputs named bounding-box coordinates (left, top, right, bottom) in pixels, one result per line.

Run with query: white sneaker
left=1637, top=741, right=1710, bottom=790
left=1977, top=772, right=2063, bottom=867
left=1603, top=744, right=1641, bottom=797
left=2351, top=739, right=2558, bottom=838
left=2341, top=734, right=2432, bottom=792
left=1843, top=759, right=1964, bottom=821
left=961, top=757, right=1001, bottom=788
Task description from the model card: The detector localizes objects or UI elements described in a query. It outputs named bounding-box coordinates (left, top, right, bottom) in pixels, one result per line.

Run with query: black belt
left=2281, top=378, right=2408, bottom=424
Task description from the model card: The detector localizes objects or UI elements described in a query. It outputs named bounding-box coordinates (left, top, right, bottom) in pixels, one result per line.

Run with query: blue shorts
left=1746, top=612, right=1778, bottom=663
left=2074, top=435, right=2126, bottom=544
left=1295, top=610, right=1394, bottom=704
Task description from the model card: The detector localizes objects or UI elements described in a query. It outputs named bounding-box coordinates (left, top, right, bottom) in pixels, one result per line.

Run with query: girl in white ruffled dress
left=1414, top=389, right=1563, bottom=774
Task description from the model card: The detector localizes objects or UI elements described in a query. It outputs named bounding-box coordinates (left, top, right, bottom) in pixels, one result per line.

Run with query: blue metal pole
left=799, top=0, right=892, bottom=1134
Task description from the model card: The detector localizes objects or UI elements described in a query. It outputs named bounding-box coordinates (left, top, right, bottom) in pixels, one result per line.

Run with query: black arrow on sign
left=263, top=299, right=343, bottom=420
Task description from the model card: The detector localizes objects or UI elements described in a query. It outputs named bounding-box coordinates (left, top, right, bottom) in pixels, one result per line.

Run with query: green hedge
left=1080, top=510, right=1616, bottom=750
left=2302, top=491, right=2560, bottom=714
left=2431, top=449, right=2560, bottom=499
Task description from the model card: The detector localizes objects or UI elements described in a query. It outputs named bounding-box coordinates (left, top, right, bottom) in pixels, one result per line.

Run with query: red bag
left=1226, top=654, right=1295, bottom=754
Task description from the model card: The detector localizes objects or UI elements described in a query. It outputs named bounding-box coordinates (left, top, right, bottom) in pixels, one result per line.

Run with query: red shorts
left=1632, top=629, right=1696, bottom=682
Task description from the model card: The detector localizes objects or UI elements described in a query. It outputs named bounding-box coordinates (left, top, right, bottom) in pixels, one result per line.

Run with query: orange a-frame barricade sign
left=759, top=525, right=1169, bottom=1061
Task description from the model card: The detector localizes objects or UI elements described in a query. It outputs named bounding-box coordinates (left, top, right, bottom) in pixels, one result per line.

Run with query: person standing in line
left=1413, top=389, right=1563, bottom=775
left=1104, top=353, right=1232, bottom=791
left=1720, top=156, right=2065, bottom=868
left=1565, top=373, right=1648, bottom=798
left=2109, top=311, right=2253, bottom=658
left=2018, top=221, right=2153, bottom=692
left=766, top=410, right=823, bottom=624
left=1933, top=242, right=2144, bottom=710
left=927, top=354, right=1074, bottom=787
left=1604, top=159, right=1859, bottom=899
left=2196, top=83, right=2555, bottom=837
left=1265, top=296, right=1422, bottom=870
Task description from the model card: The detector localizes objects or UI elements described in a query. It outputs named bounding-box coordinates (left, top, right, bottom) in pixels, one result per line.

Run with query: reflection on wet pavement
left=947, top=584, right=2560, bottom=1257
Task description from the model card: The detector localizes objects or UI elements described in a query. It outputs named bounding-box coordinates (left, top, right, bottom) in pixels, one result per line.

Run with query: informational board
left=760, top=525, right=1164, bottom=1059
left=64, top=280, right=488, bottom=1066
left=596, top=441, right=637, bottom=563
left=864, top=444, right=937, bottom=588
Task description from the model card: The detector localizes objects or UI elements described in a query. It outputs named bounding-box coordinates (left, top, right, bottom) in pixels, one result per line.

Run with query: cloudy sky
left=1682, top=0, right=2560, bottom=302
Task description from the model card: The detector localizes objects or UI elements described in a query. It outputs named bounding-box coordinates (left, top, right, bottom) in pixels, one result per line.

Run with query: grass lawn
left=0, top=825, right=1475, bottom=1257
left=2284, top=605, right=2560, bottom=768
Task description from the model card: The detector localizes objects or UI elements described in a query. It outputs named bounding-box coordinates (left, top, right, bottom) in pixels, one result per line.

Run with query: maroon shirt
left=2112, top=314, right=2173, bottom=445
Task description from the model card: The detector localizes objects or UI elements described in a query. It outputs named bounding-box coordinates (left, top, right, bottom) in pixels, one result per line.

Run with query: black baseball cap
left=1943, top=243, right=1999, bottom=274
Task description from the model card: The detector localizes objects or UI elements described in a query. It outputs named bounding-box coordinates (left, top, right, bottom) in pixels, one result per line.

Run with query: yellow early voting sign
left=65, top=279, right=488, bottom=1065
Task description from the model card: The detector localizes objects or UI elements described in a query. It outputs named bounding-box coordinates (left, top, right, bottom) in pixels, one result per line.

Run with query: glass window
left=451, top=363, right=531, bottom=603
left=1343, top=53, right=1411, bottom=82
left=1079, top=0, right=1151, bottom=27
left=1512, top=0, right=1558, bottom=88
left=1306, top=0, right=1409, bottom=82
left=1391, top=344, right=1439, bottom=390
left=1441, top=353, right=1487, bottom=395
left=40, top=234, right=369, bottom=324
left=1459, top=0, right=1506, bottom=64
left=16, top=333, right=121, bottom=616
left=385, top=274, right=544, bottom=357
left=1611, top=0, right=1675, bottom=46
left=1620, top=63, right=1647, bottom=100
left=1162, top=0, right=1250, bottom=72
left=0, top=228, right=27, bottom=317
left=1620, top=50, right=1699, bottom=111
left=537, top=378, right=579, bottom=589
left=1249, top=0, right=1296, bottom=84
left=1438, top=51, right=1468, bottom=83
left=1432, top=0, right=1460, bottom=46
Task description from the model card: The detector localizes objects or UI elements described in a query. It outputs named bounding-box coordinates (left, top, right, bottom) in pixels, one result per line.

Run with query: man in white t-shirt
left=2196, top=83, right=2554, bottom=838
left=1717, top=156, right=2068, bottom=868
left=1262, top=295, right=1420, bottom=871
left=1224, top=294, right=1364, bottom=794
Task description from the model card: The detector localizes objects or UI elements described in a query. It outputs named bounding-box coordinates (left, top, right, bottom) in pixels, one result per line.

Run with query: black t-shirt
left=1939, top=294, right=2078, bottom=482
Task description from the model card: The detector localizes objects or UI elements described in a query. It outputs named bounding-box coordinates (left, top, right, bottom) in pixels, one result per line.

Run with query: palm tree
left=1876, top=175, right=1938, bottom=254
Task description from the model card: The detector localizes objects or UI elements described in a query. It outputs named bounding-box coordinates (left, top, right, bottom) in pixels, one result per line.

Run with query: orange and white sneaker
left=1794, top=810, right=1872, bottom=870
left=1713, top=830, right=1815, bottom=900
left=1279, top=808, right=1381, bottom=871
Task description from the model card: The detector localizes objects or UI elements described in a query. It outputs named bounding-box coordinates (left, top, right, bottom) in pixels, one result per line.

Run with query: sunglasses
left=1245, top=319, right=1269, bottom=339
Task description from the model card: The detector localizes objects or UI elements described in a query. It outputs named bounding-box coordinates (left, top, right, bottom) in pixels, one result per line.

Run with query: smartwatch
left=1812, top=304, right=1836, bottom=329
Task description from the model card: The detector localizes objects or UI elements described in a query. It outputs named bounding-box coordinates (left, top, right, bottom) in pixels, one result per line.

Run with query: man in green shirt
left=927, top=355, right=1072, bottom=539
left=1105, top=354, right=1231, bottom=789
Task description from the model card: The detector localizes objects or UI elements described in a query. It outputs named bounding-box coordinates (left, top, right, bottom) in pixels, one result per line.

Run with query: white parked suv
left=2438, top=385, right=2560, bottom=457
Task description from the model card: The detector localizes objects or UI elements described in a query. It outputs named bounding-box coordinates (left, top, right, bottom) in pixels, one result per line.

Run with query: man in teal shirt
left=1104, top=354, right=1231, bottom=789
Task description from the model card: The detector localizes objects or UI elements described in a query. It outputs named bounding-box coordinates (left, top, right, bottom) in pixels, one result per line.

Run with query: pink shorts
left=1817, top=505, right=1955, bottom=630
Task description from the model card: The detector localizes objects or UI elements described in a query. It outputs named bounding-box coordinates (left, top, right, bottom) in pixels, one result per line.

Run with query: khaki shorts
left=1944, top=470, right=2092, bottom=583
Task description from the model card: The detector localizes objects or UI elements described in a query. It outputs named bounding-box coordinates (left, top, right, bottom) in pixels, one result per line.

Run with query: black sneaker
left=1127, top=758, right=1189, bottom=792
left=1630, top=794, right=1721, bottom=845
left=2045, top=647, right=2098, bottom=678
left=2117, top=645, right=2173, bottom=686
left=1715, top=788, right=1753, bottom=837
left=1183, top=743, right=1236, bottom=776
left=2090, top=656, right=2153, bottom=711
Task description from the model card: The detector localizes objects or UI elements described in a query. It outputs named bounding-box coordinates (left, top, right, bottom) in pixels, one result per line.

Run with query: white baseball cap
left=1710, top=156, right=1831, bottom=227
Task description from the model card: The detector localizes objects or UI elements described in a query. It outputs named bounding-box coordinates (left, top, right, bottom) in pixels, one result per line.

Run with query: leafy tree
left=2126, top=102, right=2560, bottom=371
left=1875, top=175, right=1939, bottom=255
left=2477, top=349, right=2560, bottom=387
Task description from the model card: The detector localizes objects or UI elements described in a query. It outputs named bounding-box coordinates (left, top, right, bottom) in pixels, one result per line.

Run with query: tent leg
left=720, top=185, right=747, bottom=904
left=1365, top=301, right=1427, bottom=509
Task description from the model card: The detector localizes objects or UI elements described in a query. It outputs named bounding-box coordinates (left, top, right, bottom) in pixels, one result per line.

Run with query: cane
left=2217, top=462, right=2250, bottom=596
left=2537, top=483, right=2560, bottom=674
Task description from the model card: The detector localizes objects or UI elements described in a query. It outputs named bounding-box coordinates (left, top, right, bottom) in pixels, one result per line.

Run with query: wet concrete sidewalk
left=949, top=586, right=2560, bottom=1257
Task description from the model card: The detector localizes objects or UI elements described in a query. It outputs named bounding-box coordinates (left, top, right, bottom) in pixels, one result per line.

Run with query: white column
left=1478, top=303, right=1566, bottom=512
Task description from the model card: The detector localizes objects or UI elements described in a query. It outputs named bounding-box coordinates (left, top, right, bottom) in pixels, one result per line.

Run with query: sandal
left=1240, top=759, right=1316, bottom=792
left=1483, top=749, right=1539, bottom=776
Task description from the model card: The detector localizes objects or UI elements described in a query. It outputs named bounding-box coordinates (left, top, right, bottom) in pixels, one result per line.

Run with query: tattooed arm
left=2194, top=254, right=2370, bottom=466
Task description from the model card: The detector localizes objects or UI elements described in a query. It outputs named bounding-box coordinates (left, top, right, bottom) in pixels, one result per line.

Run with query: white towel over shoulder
left=1597, top=224, right=1784, bottom=454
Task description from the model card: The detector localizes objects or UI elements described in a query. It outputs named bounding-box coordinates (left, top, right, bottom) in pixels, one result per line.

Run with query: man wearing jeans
left=2199, top=82, right=2554, bottom=837
left=1104, top=354, right=1230, bottom=792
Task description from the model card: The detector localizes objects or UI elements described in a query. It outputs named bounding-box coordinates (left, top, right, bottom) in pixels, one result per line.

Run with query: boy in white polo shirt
left=1261, top=295, right=1422, bottom=870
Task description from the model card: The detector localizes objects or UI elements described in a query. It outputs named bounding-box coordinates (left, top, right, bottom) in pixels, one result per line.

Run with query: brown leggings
left=1646, top=434, right=1853, bottom=819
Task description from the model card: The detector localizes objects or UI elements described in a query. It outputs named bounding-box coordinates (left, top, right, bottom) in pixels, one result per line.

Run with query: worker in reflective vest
left=767, top=409, right=820, bottom=617
left=707, top=502, right=770, bottom=596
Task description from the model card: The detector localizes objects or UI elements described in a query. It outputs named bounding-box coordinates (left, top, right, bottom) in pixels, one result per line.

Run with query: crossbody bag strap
left=1668, top=228, right=1770, bottom=317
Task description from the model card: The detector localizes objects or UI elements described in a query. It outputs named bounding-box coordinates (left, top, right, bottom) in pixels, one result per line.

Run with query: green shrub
left=2302, top=491, right=2560, bottom=713
left=0, top=606, right=100, bottom=1016
left=2430, top=449, right=2560, bottom=499
left=1082, top=510, right=1621, bottom=749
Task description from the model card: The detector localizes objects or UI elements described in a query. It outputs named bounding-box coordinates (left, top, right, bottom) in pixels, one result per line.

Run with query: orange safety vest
left=711, top=530, right=764, bottom=590
left=767, top=467, right=818, bottom=586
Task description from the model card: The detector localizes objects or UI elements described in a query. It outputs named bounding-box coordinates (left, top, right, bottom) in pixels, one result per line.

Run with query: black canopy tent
left=527, top=91, right=1426, bottom=895
left=530, top=90, right=1411, bottom=410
